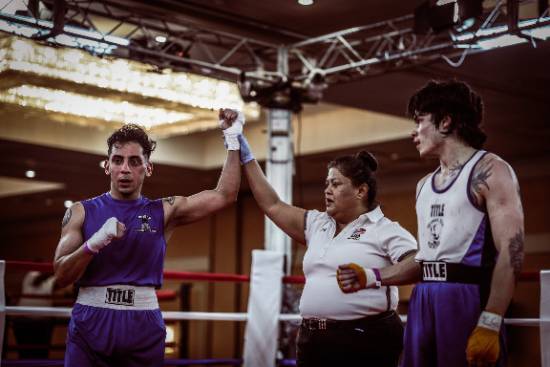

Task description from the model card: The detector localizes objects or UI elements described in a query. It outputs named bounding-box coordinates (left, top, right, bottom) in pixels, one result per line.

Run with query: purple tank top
left=78, top=193, right=166, bottom=288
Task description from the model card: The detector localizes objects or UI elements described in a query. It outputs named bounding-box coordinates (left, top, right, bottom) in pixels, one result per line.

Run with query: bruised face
left=411, top=112, right=446, bottom=158
left=324, top=167, right=365, bottom=220
left=104, top=141, right=152, bottom=199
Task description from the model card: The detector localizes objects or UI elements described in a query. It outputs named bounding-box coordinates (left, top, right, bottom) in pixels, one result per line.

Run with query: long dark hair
left=407, top=80, right=486, bottom=149
left=328, top=150, right=378, bottom=209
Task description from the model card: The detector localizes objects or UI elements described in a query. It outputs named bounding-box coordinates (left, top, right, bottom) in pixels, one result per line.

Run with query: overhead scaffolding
left=1, top=0, right=549, bottom=93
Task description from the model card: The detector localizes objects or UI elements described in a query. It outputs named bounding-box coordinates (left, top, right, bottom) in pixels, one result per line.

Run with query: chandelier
left=0, top=36, right=260, bottom=136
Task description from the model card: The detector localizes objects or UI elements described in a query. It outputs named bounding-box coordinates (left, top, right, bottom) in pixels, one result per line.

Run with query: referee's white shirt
left=300, top=206, right=417, bottom=320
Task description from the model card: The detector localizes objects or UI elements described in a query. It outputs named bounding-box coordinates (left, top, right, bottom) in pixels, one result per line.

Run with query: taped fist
left=219, top=108, right=245, bottom=151
left=466, top=311, right=502, bottom=366
left=337, top=263, right=372, bottom=293
left=85, top=217, right=125, bottom=254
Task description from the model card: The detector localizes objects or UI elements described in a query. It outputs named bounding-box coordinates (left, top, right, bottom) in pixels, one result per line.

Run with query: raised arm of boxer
left=163, top=109, right=242, bottom=235
left=466, top=153, right=524, bottom=365
left=54, top=204, right=125, bottom=288
left=237, top=134, right=307, bottom=244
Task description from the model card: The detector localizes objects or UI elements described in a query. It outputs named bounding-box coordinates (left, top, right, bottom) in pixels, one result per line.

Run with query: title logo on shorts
left=348, top=227, right=366, bottom=240
left=427, top=203, right=445, bottom=248
left=105, top=287, right=135, bottom=306
left=136, top=214, right=156, bottom=233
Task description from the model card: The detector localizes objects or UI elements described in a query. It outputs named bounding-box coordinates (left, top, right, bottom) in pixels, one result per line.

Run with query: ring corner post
left=0, top=260, right=6, bottom=363
left=243, top=250, right=284, bottom=367
left=540, top=270, right=550, bottom=367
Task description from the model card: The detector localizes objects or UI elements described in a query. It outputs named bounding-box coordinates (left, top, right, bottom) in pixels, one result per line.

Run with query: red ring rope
left=4, top=260, right=539, bottom=285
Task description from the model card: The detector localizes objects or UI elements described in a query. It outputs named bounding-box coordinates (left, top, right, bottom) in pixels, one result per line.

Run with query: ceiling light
left=0, top=36, right=256, bottom=112
left=298, top=0, right=314, bottom=5
left=0, top=85, right=194, bottom=127
left=155, top=35, right=167, bottom=43
left=0, top=36, right=261, bottom=135
left=526, top=25, right=550, bottom=41
left=452, top=18, right=550, bottom=50
left=436, top=0, right=456, bottom=5
left=25, top=170, right=36, bottom=178
left=0, top=37, right=244, bottom=111
left=476, top=34, right=526, bottom=50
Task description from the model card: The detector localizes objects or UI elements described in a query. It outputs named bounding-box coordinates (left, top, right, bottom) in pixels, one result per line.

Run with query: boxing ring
left=1, top=255, right=549, bottom=367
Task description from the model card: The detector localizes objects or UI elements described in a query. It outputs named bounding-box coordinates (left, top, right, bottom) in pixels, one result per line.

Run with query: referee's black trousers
left=296, top=311, right=403, bottom=367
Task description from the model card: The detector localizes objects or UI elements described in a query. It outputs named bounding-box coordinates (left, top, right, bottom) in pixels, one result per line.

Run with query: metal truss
left=1, top=0, right=549, bottom=96
left=0, top=0, right=282, bottom=83
left=289, top=0, right=550, bottom=85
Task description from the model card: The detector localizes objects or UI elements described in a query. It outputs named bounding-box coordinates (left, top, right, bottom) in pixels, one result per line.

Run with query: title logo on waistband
left=136, top=214, right=157, bottom=233
left=422, top=261, right=447, bottom=281
left=105, top=287, right=135, bottom=306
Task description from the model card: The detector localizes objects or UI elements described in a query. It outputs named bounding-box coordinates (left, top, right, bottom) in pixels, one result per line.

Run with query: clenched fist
left=219, top=108, right=245, bottom=150
left=84, top=217, right=125, bottom=254
left=337, top=263, right=371, bottom=293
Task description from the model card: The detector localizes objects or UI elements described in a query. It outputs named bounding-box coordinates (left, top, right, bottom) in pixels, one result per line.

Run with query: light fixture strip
left=0, top=37, right=246, bottom=111
left=0, top=85, right=194, bottom=127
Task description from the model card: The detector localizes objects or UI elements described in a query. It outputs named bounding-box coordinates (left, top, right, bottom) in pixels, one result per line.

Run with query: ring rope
left=4, top=260, right=541, bottom=284
left=4, top=306, right=544, bottom=327
left=5, top=261, right=306, bottom=284
left=3, top=261, right=545, bottom=324
left=2, top=261, right=548, bottom=367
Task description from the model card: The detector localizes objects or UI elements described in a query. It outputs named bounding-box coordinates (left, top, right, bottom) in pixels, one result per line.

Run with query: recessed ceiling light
left=298, top=0, right=314, bottom=5
left=436, top=0, right=456, bottom=5
left=64, top=200, right=74, bottom=208
left=25, top=170, right=36, bottom=178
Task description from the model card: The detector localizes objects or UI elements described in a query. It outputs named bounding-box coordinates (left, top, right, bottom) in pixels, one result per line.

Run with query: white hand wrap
left=85, top=217, right=119, bottom=254
left=221, top=111, right=245, bottom=151
left=477, top=311, right=503, bottom=332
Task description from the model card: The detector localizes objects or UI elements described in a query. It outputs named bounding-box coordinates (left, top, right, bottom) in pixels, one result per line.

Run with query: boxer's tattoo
left=438, top=162, right=463, bottom=188
left=449, top=161, right=463, bottom=173
left=62, top=208, right=72, bottom=228
left=509, top=230, right=524, bottom=278
left=470, top=158, right=493, bottom=206
left=163, top=196, right=175, bottom=205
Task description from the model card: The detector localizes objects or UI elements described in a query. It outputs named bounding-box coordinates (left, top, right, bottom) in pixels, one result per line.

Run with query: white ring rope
left=4, top=305, right=544, bottom=326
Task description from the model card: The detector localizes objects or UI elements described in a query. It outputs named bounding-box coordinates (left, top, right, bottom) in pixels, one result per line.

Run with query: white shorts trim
left=77, top=285, right=159, bottom=310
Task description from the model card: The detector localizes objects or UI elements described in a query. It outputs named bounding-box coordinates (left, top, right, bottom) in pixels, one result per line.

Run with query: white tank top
left=415, top=150, right=495, bottom=266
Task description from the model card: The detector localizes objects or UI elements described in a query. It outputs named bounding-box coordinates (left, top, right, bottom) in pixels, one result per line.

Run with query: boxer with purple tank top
left=54, top=109, right=245, bottom=366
